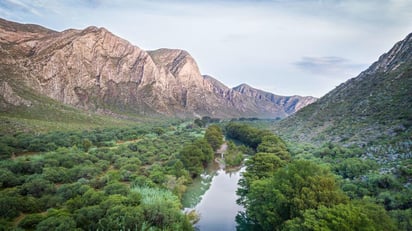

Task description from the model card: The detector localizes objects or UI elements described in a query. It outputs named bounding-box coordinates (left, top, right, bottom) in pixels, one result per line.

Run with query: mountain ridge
left=274, top=32, right=412, bottom=146
left=0, top=18, right=316, bottom=119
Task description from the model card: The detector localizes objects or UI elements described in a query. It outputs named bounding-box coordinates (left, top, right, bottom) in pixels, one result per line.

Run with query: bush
left=18, top=213, right=45, bottom=229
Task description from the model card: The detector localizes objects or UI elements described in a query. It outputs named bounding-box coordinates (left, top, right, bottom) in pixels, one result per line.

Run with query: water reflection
left=183, top=163, right=245, bottom=231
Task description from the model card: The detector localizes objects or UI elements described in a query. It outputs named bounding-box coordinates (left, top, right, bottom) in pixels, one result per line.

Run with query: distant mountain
left=233, top=84, right=317, bottom=115
left=0, top=18, right=315, bottom=119
left=274, top=33, right=412, bottom=146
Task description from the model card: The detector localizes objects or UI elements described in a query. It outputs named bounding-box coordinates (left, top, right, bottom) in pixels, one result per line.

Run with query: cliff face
left=0, top=18, right=315, bottom=118
left=233, top=84, right=317, bottom=115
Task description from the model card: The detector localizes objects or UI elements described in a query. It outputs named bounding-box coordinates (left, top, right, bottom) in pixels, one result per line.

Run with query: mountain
left=274, top=33, right=412, bottom=146
left=0, top=18, right=315, bottom=119
left=233, top=84, right=317, bottom=115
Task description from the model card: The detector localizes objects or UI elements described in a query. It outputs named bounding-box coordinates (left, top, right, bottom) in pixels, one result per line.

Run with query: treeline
left=0, top=124, right=178, bottom=160
left=229, top=123, right=399, bottom=230
left=226, top=123, right=273, bottom=149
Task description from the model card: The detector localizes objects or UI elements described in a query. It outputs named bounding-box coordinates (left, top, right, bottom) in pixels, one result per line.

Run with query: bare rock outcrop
left=0, top=81, right=32, bottom=107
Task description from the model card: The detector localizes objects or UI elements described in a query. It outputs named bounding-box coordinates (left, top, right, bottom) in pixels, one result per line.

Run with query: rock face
left=0, top=18, right=315, bottom=118
left=233, top=84, right=317, bottom=115
left=275, top=33, right=412, bottom=145
left=0, top=81, right=32, bottom=107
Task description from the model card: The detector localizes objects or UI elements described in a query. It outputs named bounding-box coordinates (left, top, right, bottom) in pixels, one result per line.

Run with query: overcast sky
left=1, top=0, right=412, bottom=97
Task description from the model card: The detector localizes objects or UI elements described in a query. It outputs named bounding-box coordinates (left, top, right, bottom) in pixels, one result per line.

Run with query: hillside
left=0, top=18, right=315, bottom=119
left=0, top=68, right=141, bottom=134
left=274, top=33, right=412, bottom=146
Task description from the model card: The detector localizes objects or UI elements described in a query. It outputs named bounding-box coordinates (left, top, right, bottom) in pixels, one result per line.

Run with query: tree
left=179, top=144, right=204, bottom=177
left=237, top=152, right=286, bottom=206
left=257, top=135, right=290, bottom=161
left=193, top=138, right=214, bottom=165
left=20, top=175, right=55, bottom=198
left=0, top=196, right=20, bottom=219
left=283, top=200, right=396, bottom=231
left=179, top=139, right=214, bottom=177
left=390, top=209, right=412, bottom=231
left=205, top=125, right=224, bottom=151
left=104, top=182, right=129, bottom=196
left=82, top=138, right=92, bottom=152
left=224, top=141, right=244, bottom=167
left=74, top=205, right=104, bottom=230
left=243, top=160, right=348, bottom=229
left=18, top=213, right=45, bottom=230
left=36, top=209, right=80, bottom=231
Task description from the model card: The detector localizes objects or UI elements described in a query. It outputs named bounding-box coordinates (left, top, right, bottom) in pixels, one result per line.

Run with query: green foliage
left=104, top=182, right=129, bottom=196
left=284, top=200, right=396, bottom=231
left=82, top=138, right=92, bottom=152
left=18, top=213, right=45, bottom=229
left=226, top=122, right=272, bottom=149
left=0, top=121, right=199, bottom=230
left=179, top=138, right=214, bottom=177
left=257, top=135, right=288, bottom=158
left=0, top=195, right=21, bottom=219
left=244, top=160, right=348, bottom=229
left=390, top=209, right=412, bottom=231
left=20, top=175, right=56, bottom=198
left=204, top=124, right=224, bottom=151
left=36, top=209, right=79, bottom=231
left=224, top=141, right=244, bottom=167
left=234, top=125, right=292, bottom=212
left=131, top=186, right=192, bottom=230
left=333, top=158, right=377, bottom=179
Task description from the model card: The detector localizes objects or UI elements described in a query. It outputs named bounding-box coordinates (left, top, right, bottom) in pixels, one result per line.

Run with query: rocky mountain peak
left=0, top=18, right=316, bottom=118
left=148, top=48, right=201, bottom=82
left=363, top=33, right=412, bottom=75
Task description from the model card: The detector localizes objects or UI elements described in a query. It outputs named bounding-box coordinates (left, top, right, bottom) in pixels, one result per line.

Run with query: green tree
left=193, top=138, right=214, bottom=165
left=243, top=160, right=348, bottom=230
left=284, top=200, right=395, bottom=231
left=179, top=144, right=204, bottom=177
left=82, top=138, right=93, bottom=152
left=257, top=135, right=290, bottom=161
left=205, top=125, right=224, bottom=151
left=20, top=175, right=55, bottom=198
left=179, top=139, right=213, bottom=177
left=390, top=209, right=412, bottom=231
left=36, top=209, right=79, bottom=231
left=18, top=213, right=45, bottom=229
left=104, top=182, right=129, bottom=196
left=74, top=205, right=105, bottom=230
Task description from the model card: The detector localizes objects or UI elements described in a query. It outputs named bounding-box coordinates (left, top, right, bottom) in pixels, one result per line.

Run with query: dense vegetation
left=0, top=120, right=227, bottom=230
left=1, top=118, right=410, bottom=230
left=227, top=122, right=411, bottom=231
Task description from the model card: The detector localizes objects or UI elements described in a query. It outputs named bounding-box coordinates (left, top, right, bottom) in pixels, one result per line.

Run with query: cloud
left=1, top=0, right=42, bottom=16
left=294, top=56, right=366, bottom=77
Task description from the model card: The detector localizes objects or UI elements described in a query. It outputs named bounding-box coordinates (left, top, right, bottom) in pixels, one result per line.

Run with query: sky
left=1, top=0, right=412, bottom=97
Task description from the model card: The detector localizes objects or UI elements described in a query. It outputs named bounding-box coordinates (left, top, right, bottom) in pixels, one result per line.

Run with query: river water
left=183, top=163, right=245, bottom=231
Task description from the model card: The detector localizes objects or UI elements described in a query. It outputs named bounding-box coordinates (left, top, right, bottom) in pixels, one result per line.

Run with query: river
left=182, top=162, right=245, bottom=231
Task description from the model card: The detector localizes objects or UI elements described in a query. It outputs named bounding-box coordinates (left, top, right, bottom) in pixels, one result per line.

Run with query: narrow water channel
left=183, top=163, right=245, bottom=231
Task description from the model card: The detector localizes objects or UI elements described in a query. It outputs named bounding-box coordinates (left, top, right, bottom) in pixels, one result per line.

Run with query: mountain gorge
left=0, top=18, right=316, bottom=119
left=274, top=33, right=412, bottom=146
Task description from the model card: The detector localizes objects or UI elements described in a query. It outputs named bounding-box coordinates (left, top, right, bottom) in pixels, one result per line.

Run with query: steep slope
left=233, top=84, right=317, bottom=115
left=0, top=18, right=314, bottom=118
left=275, top=33, right=412, bottom=145
left=0, top=70, right=138, bottom=134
